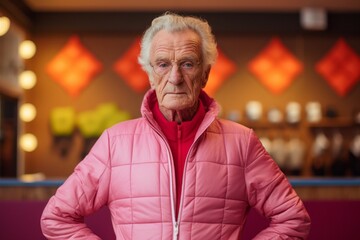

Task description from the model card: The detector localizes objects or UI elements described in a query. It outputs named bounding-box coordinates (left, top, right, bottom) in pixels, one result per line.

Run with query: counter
left=1, top=177, right=360, bottom=200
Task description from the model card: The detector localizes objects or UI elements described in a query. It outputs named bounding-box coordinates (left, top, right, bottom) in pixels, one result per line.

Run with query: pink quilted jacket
left=41, top=90, right=310, bottom=239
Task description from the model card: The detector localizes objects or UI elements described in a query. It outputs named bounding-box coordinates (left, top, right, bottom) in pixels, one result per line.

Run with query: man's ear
left=201, top=65, right=211, bottom=88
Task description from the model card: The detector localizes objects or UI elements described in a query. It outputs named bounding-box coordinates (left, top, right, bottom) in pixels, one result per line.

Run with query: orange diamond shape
left=113, top=37, right=150, bottom=93
left=204, top=48, right=237, bottom=96
left=316, top=38, right=360, bottom=96
left=46, top=36, right=102, bottom=97
left=248, top=37, right=303, bottom=94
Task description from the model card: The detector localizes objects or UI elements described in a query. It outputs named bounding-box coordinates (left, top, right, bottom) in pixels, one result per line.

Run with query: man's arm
left=245, top=130, right=311, bottom=239
left=41, top=131, right=111, bottom=239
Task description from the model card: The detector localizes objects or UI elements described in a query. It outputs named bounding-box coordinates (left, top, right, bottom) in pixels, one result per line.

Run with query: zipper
left=168, top=146, right=178, bottom=240
left=158, top=131, right=178, bottom=240
left=145, top=112, right=214, bottom=240
left=174, top=124, right=204, bottom=240
left=147, top=119, right=179, bottom=240
left=174, top=125, right=182, bottom=240
left=173, top=222, right=179, bottom=240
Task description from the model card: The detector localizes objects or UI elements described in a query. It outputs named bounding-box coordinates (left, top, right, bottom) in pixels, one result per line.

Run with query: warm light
left=19, top=103, right=37, bottom=122
left=248, top=37, right=303, bottom=94
left=20, top=133, right=38, bottom=152
left=0, top=16, right=10, bottom=36
left=19, top=70, right=37, bottom=89
left=246, top=101, right=263, bottom=121
left=19, top=40, right=36, bottom=59
left=46, top=36, right=102, bottom=97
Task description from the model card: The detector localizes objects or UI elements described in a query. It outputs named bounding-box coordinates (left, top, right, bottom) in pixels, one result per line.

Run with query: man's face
left=149, top=29, right=208, bottom=112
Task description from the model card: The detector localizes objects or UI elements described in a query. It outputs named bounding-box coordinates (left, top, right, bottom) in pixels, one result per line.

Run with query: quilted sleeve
left=244, top=130, right=311, bottom=239
left=40, top=130, right=112, bottom=239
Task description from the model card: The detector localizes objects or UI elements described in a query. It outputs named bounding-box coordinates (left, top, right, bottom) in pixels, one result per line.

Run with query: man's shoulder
left=211, top=118, right=252, bottom=134
left=106, top=117, right=150, bottom=136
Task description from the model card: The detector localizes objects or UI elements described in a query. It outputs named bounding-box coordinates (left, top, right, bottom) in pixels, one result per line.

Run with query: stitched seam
left=220, top=131, right=228, bottom=240
left=130, top=133, right=134, bottom=238
left=191, top=161, right=197, bottom=240
left=158, top=153, right=163, bottom=240
left=244, top=129, right=252, bottom=204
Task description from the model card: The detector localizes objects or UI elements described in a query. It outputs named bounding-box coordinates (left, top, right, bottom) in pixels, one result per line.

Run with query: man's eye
left=181, top=61, right=194, bottom=69
left=157, top=62, right=170, bottom=69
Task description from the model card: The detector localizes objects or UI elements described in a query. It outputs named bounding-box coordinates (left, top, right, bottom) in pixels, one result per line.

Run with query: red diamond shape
left=316, top=38, right=360, bottom=96
left=204, top=48, right=237, bottom=96
left=113, top=37, right=149, bottom=93
left=46, top=36, right=102, bottom=97
left=248, top=37, right=303, bottom=94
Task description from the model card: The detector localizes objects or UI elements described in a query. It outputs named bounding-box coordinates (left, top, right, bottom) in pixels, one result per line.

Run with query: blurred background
left=0, top=0, right=360, bottom=239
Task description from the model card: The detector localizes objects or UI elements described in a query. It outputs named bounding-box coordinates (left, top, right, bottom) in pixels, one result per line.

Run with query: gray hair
left=138, top=12, right=218, bottom=78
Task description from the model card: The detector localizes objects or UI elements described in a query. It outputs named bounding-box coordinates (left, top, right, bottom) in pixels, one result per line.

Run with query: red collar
left=152, top=100, right=205, bottom=141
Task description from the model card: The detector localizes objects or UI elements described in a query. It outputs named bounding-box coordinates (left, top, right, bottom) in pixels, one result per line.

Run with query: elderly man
left=41, top=12, right=310, bottom=239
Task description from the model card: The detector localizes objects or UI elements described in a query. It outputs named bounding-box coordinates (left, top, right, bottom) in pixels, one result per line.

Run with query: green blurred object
left=77, top=110, right=103, bottom=138
left=75, top=103, right=132, bottom=138
left=96, top=103, right=118, bottom=132
left=96, top=103, right=132, bottom=131
left=50, top=107, right=76, bottom=136
left=104, top=110, right=131, bottom=129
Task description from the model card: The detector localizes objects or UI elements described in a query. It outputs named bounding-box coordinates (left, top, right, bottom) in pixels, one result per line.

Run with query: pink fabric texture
left=41, top=90, right=310, bottom=239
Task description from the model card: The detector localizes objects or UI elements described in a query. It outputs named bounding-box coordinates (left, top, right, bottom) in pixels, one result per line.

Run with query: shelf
left=239, top=117, right=359, bottom=129
left=2, top=178, right=360, bottom=187
left=240, top=120, right=300, bottom=129
left=306, top=117, right=357, bottom=128
left=289, top=177, right=360, bottom=187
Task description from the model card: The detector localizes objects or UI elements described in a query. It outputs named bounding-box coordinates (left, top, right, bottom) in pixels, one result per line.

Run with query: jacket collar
left=141, top=89, right=220, bottom=138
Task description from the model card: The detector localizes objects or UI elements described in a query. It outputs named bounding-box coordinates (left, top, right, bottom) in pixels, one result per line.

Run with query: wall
left=0, top=17, right=27, bottom=178
left=24, top=33, right=145, bottom=176
left=0, top=22, right=24, bottom=96
left=20, top=12, right=360, bottom=178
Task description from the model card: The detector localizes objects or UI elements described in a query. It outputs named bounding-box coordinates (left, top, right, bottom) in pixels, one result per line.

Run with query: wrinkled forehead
left=150, top=29, right=202, bottom=57
left=152, top=28, right=201, bottom=42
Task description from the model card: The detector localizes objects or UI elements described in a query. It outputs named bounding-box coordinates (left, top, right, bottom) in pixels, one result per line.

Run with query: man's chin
left=162, top=102, right=190, bottom=111
left=164, top=94, right=187, bottom=102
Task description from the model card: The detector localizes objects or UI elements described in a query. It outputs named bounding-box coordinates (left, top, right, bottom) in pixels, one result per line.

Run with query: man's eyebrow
left=153, top=54, right=200, bottom=63
left=154, top=57, right=170, bottom=62
left=177, top=57, right=199, bottom=62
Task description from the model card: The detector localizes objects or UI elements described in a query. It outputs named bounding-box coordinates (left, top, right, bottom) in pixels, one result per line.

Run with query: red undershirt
left=152, top=101, right=205, bottom=218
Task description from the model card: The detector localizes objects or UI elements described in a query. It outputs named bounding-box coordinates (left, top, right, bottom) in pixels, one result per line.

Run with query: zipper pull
left=173, top=222, right=179, bottom=240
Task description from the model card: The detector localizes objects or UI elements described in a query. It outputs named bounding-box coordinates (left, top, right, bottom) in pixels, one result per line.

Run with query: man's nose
left=167, top=64, right=184, bottom=85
